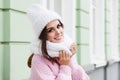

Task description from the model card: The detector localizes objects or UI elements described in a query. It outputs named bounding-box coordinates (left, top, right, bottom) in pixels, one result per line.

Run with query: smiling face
left=46, top=19, right=64, bottom=43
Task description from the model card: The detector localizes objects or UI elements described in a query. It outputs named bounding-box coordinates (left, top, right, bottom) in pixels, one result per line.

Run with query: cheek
left=47, top=34, right=54, bottom=41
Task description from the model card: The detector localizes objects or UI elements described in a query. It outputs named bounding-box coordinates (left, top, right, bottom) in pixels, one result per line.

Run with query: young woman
left=27, top=4, right=90, bottom=80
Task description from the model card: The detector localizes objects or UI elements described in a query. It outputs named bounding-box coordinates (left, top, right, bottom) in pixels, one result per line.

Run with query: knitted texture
left=30, top=34, right=73, bottom=57
left=27, top=4, right=61, bottom=38
left=29, top=54, right=90, bottom=80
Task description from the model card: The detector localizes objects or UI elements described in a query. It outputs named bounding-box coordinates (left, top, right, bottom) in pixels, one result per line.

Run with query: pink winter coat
left=29, top=54, right=90, bottom=80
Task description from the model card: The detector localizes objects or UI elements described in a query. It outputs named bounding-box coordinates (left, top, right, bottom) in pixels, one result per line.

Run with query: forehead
left=46, top=19, right=60, bottom=29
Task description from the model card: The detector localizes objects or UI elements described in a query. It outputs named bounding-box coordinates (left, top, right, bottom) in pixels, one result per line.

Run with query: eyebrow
left=46, top=27, right=54, bottom=31
left=46, top=23, right=61, bottom=30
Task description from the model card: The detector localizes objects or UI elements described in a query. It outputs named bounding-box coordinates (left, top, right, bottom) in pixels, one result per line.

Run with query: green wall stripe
left=3, top=45, right=10, bottom=80
left=76, top=10, right=80, bottom=26
left=76, top=27, right=81, bottom=64
left=76, top=0, right=80, bottom=9
left=104, top=0, right=109, bottom=60
left=3, top=0, right=10, bottom=8
left=2, top=5, right=10, bottom=80
left=76, top=0, right=90, bottom=65
left=3, top=10, right=10, bottom=41
left=77, top=45, right=81, bottom=64
left=118, top=0, right=120, bottom=57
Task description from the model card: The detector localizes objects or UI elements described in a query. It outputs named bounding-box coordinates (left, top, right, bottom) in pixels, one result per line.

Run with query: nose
left=55, top=28, right=60, bottom=34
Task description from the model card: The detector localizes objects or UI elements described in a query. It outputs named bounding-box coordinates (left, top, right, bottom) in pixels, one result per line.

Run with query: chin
left=55, top=39, right=63, bottom=43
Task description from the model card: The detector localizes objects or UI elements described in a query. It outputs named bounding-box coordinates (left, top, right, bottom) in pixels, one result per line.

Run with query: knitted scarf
left=30, top=34, right=73, bottom=57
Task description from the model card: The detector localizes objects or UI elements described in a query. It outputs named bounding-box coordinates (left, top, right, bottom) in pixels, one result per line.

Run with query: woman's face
left=46, top=20, right=64, bottom=43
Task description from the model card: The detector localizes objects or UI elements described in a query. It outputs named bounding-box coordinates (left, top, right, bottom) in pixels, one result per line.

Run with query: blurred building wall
left=0, top=0, right=120, bottom=80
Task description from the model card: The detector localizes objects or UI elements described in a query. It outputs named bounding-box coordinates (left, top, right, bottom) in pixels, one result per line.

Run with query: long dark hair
left=27, top=20, right=63, bottom=68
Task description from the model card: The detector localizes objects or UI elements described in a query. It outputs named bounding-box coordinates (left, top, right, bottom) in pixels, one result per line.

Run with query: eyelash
left=47, top=24, right=62, bottom=33
left=47, top=29, right=53, bottom=33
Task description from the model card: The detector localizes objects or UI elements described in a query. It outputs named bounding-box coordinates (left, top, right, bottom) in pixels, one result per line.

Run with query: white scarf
left=30, top=34, right=73, bottom=57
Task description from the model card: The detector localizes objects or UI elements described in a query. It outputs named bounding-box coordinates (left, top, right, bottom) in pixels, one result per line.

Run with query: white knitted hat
left=27, top=4, right=61, bottom=38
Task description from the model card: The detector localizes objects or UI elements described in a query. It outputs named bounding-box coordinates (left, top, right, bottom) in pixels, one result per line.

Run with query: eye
left=47, top=28, right=53, bottom=33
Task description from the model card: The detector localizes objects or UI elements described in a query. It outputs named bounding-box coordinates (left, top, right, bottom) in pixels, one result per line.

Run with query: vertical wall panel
left=106, top=10, right=111, bottom=21
left=3, top=44, right=10, bottom=80
left=10, top=0, right=40, bottom=11
left=0, top=0, right=42, bottom=80
left=76, top=10, right=80, bottom=26
left=0, top=10, right=34, bottom=42
left=80, top=46, right=90, bottom=65
left=3, top=10, right=10, bottom=42
left=0, top=44, right=10, bottom=80
left=0, top=44, right=31, bottom=80
left=0, top=45, right=3, bottom=80
left=61, top=0, right=76, bottom=39
left=80, top=11, right=89, bottom=28
left=10, top=44, right=30, bottom=80
left=106, top=23, right=111, bottom=33
left=0, top=10, right=3, bottom=41
left=106, top=34, right=111, bottom=45
left=119, top=0, right=120, bottom=58
left=76, top=0, right=90, bottom=64
left=10, top=10, right=34, bottom=41
left=105, top=0, right=111, bottom=60
left=80, top=0, right=90, bottom=11
left=80, top=28, right=89, bottom=44
left=0, top=0, right=3, bottom=8
left=76, top=28, right=81, bottom=44
left=106, top=46, right=111, bottom=60
left=0, top=0, right=40, bottom=11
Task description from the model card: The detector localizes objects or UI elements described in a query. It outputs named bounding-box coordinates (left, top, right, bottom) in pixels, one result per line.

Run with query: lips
left=55, top=36, right=62, bottom=40
left=55, top=35, right=64, bottom=41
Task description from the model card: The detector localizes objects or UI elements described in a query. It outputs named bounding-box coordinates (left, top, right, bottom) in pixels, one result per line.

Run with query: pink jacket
left=29, top=54, right=90, bottom=80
